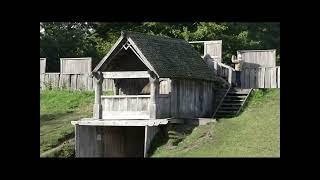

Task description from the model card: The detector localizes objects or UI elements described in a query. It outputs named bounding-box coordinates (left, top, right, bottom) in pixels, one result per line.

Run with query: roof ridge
left=122, top=30, right=187, bottom=43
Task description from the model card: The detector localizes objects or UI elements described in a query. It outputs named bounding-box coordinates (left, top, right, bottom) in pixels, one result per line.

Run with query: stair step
left=219, top=106, right=240, bottom=110
left=224, top=95, right=247, bottom=98
left=227, top=92, right=249, bottom=96
left=223, top=99, right=245, bottom=102
left=217, top=109, right=237, bottom=113
left=221, top=102, right=243, bottom=106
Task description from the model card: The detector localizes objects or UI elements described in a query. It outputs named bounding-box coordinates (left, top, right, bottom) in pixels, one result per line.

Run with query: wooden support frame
left=149, top=71, right=159, bottom=119
left=102, top=71, right=150, bottom=79
left=93, top=71, right=103, bottom=119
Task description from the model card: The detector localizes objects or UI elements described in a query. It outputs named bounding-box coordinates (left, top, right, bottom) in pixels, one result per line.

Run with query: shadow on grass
left=148, top=123, right=198, bottom=157
left=40, top=111, right=74, bottom=122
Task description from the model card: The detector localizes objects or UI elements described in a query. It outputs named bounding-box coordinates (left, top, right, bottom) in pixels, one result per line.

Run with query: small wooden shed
left=71, top=31, right=217, bottom=157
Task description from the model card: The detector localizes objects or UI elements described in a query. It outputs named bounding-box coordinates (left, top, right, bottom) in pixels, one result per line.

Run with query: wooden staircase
left=214, top=88, right=252, bottom=118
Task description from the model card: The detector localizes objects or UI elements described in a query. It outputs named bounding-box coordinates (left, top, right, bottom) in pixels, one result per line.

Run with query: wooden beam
left=71, top=119, right=169, bottom=126
left=93, top=71, right=103, bottom=119
left=101, top=95, right=151, bottom=98
left=102, top=71, right=150, bottom=79
left=149, top=71, right=159, bottom=119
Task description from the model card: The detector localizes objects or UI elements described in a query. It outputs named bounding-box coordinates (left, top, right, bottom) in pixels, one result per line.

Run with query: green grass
left=151, top=89, right=280, bottom=157
left=40, top=90, right=95, bottom=155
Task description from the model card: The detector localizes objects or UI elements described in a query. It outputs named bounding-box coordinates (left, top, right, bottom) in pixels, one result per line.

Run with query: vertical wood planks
left=240, top=70, right=245, bottom=89
left=260, top=67, right=265, bottom=88
left=277, top=67, right=280, bottom=88
left=244, top=69, right=250, bottom=89
left=270, top=67, right=277, bottom=88
left=264, top=68, right=270, bottom=88
left=249, top=68, right=255, bottom=88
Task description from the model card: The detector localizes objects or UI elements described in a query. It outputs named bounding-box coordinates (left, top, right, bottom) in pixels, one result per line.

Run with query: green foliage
left=40, top=22, right=280, bottom=71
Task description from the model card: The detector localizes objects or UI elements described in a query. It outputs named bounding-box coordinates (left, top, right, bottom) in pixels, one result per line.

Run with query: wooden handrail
left=212, top=80, right=231, bottom=118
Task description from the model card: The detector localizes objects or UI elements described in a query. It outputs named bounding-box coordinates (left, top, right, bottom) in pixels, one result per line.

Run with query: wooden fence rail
left=40, top=73, right=115, bottom=91
left=212, top=60, right=235, bottom=84
left=240, top=66, right=280, bottom=89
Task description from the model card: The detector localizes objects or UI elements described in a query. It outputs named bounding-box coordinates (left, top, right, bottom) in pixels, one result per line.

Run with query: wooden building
left=71, top=31, right=218, bottom=157
left=236, top=49, right=276, bottom=69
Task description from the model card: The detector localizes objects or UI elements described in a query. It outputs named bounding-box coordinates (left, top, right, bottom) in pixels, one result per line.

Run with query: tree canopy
left=40, top=22, right=280, bottom=72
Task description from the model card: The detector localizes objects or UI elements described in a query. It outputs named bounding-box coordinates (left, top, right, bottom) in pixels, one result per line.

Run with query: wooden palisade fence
left=40, top=73, right=116, bottom=91
left=240, top=66, right=280, bottom=89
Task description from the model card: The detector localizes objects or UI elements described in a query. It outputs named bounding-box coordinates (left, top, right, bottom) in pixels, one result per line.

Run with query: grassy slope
left=40, top=90, right=95, bottom=156
left=151, top=89, right=280, bottom=157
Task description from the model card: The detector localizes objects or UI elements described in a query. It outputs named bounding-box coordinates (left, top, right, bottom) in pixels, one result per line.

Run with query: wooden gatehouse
left=71, top=31, right=220, bottom=157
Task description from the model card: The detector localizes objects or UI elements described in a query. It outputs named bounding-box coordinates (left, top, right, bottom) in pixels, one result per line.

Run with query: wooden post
left=93, top=71, right=103, bottom=119
left=228, top=68, right=232, bottom=84
left=213, top=61, right=218, bottom=75
left=149, top=71, right=158, bottom=119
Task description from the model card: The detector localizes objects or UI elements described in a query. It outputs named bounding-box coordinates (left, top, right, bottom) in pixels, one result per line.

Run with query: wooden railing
left=101, top=95, right=151, bottom=119
left=210, top=60, right=235, bottom=85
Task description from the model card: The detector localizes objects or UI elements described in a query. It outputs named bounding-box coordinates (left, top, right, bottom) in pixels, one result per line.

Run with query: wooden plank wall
left=60, top=58, right=92, bottom=74
left=76, top=126, right=145, bottom=157
left=40, top=58, right=46, bottom=74
left=237, top=50, right=276, bottom=69
left=101, top=95, right=151, bottom=119
left=170, top=79, right=215, bottom=118
left=240, top=66, right=280, bottom=88
left=204, top=40, right=222, bottom=62
left=144, top=126, right=159, bottom=157
left=156, top=95, right=171, bottom=119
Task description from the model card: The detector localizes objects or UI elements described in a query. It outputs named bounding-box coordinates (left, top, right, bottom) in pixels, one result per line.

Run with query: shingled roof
left=93, top=31, right=215, bottom=81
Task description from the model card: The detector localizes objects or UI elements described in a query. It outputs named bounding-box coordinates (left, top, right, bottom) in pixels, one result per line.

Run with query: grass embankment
left=151, top=89, right=280, bottom=157
left=40, top=90, right=95, bottom=157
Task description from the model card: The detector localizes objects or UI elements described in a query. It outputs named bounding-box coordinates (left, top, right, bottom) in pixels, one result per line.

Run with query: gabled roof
left=93, top=31, right=215, bottom=81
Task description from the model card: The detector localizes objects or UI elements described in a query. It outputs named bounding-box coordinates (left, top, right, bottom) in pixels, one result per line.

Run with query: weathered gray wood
left=102, top=71, right=149, bottom=79
left=270, top=67, right=277, bottom=88
left=93, top=72, right=103, bottom=119
left=70, top=74, right=77, bottom=90
left=249, top=68, right=255, bottom=88
left=240, top=70, right=245, bottom=88
left=60, top=58, right=92, bottom=74
left=72, top=119, right=168, bottom=126
left=40, top=74, right=45, bottom=89
left=101, top=95, right=151, bottom=119
left=244, top=69, right=250, bottom=89
left=260, top=67, right=265, bottom=88
left=277, top=67, right=280, bottom=88
left=228, top=68, right=232, bottom=84
left=59, top=74, right=71, bottom=89
left=264, top=68, right=271, bottom=88
left=204, top=40, right=222, bottom=62
left=76, top=74, right=88, bottom=90
left=40, top=58, right=46, bottom=74
left=149, top=72, right=158, bottom=119
left=237, top=50, right=276, bottom=69
left=75, top=125, right=80, bottom=157
left=144, top=126, right=159, bottom=157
